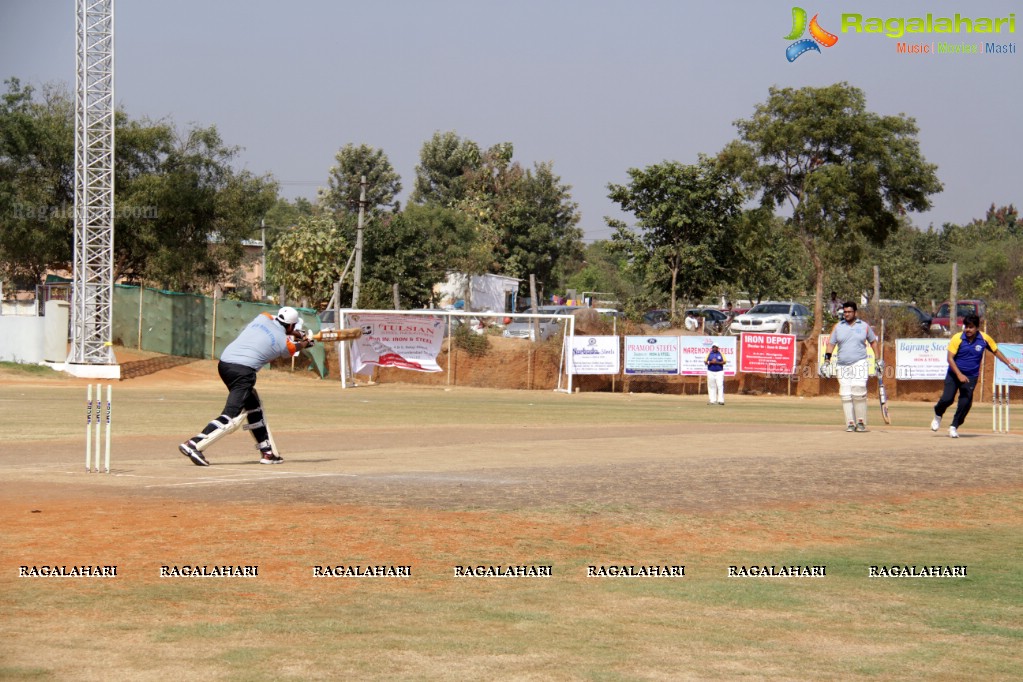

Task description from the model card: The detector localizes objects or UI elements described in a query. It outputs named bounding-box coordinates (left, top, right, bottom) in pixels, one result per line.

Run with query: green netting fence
left=111, top=285, right=326, bottom=377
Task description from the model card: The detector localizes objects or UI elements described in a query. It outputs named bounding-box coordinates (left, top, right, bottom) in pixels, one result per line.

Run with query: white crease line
left=144, top=472, right=357, bottom=488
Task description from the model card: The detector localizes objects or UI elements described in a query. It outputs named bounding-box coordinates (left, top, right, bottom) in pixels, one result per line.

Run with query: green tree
left=453, top=143, right=583, bottom=301
left=924, top=205, right=1023, bottom=307
left=119, top=125, right=278, bottom=290
left=607, top=158, right=742, bottom=318
left=721, top=83, right=943, bottom=338
left=357, top=204, right=480, bottom=309
left=727, top=208, right=808, bottom=304
left=564, top=240, right=639, bottom=307
left=267, top=214, right=349, bottom=307
left=500, top=161, right=583, bottom=293
left=0, top=79, right=74, bottom=286
left=320, top=143, right=402, bottom=217
left=409, top=130, right=481, bottom=206
left=0, top=79, right=279, bottom=292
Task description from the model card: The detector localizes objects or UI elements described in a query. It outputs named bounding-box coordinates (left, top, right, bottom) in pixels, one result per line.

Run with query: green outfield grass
left=1, top=366, right=1020, bottom=680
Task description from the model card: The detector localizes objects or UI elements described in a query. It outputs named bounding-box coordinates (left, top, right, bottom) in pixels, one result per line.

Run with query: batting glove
left=875, top=359, right=885, bottom=375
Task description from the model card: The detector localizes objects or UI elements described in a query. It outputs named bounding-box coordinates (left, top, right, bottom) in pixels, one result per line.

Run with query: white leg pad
left=195, top=412, right=246, bottom=452
left=852, top=385, right=868, bottom=423
left=841, top=396, right=855, bottom=425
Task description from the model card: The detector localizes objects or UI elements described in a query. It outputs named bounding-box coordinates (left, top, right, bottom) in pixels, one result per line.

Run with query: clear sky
left=2, top=0, right=1019, bottom=241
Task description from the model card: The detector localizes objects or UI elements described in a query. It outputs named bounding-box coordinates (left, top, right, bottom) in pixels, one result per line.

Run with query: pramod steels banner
left=348, top=313, right=446, bottom=373
left=623, top=336, right=680, bottom=375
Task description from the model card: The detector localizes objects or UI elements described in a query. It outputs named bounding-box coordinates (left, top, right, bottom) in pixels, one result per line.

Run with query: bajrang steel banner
left=894, top=338, right=950, bottom=380
left=567, top=336, right=620, bottom=375
left=738, top=333, right=797, bottom=374
left=348, top=313, right=446, bottom=373
left=623, top=336, right=680, bottom=375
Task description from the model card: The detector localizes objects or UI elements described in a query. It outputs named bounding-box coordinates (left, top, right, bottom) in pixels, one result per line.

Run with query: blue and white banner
left=624, top=336, right=680, bottom=375
left=994, top=343, right=1023, bottom=386
left=895, top=338, right=950, bottom=380
left=567, top=336, right=620, bottom=375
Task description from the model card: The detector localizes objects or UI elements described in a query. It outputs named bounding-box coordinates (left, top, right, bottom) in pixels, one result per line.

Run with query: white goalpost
left=333, top=309, right=577, bottom=393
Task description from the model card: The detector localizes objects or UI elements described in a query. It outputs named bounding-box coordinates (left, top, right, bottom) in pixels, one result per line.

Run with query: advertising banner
left=348, top=313, right=446, bottom=373
left=624, top=336, right=680, bottom=375
left=567, top=336, right=620, bottom=375
left=894, top=338, right=950, bottom=380
left=994, top=343, right=1023, bottom=386
left=816, top=334, right=877, bottom=376
left=680, top=336, right=737, bottom=376
left=738, top=333, right=797, bottom=374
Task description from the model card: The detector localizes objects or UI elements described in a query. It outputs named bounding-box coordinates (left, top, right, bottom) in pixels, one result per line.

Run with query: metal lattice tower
left=68, top=0, right=116, bottom=368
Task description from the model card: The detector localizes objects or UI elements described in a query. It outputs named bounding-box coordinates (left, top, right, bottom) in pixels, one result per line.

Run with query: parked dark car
left=885, top=304, right=932, bottom=335
left=684, top=308, right=730, bottom=334
left=642, top=309, right=671, bottom=330
left=861, top=303, right=933, bottom=337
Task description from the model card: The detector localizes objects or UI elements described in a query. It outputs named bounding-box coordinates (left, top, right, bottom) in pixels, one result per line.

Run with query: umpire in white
left=820, top=301, right=881, bottom=432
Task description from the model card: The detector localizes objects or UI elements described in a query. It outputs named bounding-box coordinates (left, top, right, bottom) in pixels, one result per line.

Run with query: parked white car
left=502, top=306, right=578, bottom=341
left=729, top=301, right=811, bottom=338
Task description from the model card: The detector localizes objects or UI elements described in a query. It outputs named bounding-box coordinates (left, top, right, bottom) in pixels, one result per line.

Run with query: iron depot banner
left=567, top=336, right=620, bottom=375
left=348, top=312, right=446, bottom=373
left=994, top=343, right=1023, bottom=386
left=679, top=336, right=737, bottom=376
left=624, top=336, right=680, bottom=375
left=894, top=338, right=950, bottom=380
left=738, top=333, right=797, bottom=374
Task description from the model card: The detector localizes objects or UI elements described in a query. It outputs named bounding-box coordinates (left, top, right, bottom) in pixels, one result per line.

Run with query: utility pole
left=950, top=262, right=958, bottom=334
left=352, top=175, right=367, bottom=308
left=260, top=218, right=266, bottom=301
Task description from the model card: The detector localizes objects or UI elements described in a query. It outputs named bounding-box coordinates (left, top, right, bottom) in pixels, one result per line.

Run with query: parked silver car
left=502, top=306, right=578, bottom=341
left=729, top=301, right=810, bottom=338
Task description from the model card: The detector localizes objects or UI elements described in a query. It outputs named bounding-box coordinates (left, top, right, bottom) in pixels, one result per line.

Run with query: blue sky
left=2, top=0, right=1019, bottom=241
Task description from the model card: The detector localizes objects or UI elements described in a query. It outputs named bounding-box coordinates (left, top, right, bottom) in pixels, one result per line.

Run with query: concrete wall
left=0, top=315, right=45, bottom=363
left=0, top=300, right=69, bottom=364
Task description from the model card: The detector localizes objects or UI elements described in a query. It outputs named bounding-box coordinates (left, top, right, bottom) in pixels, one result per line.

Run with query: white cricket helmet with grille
left=275, top=306, right=300, bottom=326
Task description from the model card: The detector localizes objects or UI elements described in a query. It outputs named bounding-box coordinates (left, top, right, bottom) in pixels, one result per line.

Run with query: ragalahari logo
left=785, top=7, right=839, bottom=61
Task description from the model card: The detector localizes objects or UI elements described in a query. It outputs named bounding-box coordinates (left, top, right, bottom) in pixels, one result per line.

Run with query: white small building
left=434, top=273, right=522, bottom=313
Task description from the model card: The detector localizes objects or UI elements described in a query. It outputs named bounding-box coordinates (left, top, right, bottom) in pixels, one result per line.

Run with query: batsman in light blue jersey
left=821, top=301, right=880, bottom=432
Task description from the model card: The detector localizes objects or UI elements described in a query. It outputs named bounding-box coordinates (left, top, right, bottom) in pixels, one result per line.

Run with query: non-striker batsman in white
left=178, top=307, right=312, bottom=466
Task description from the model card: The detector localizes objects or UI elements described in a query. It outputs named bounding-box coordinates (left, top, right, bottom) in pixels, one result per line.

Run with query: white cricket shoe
left=948, top=426, right=959, bottom=439
left=931, top=415, right=941, bottom=431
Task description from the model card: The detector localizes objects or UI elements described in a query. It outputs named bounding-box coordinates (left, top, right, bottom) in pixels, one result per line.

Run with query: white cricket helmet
left=275, top=306, right=300, bottom=326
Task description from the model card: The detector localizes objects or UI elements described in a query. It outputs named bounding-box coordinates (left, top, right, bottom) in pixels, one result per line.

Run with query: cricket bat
left=311, top=327, right=363, bottom=342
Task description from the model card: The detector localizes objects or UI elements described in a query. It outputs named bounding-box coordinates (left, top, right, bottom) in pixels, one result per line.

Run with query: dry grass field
left=1, top=350, right=1021, bottom=681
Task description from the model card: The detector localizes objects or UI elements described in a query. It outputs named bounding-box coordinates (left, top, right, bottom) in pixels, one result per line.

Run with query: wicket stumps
left=85, top=384, right=112, bottom=473
left=992, top=383, right=1010, bottom=433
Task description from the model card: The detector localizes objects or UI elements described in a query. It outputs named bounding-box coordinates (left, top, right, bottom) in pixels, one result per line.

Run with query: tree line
left=2, top=78, right=1019, bottom=332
